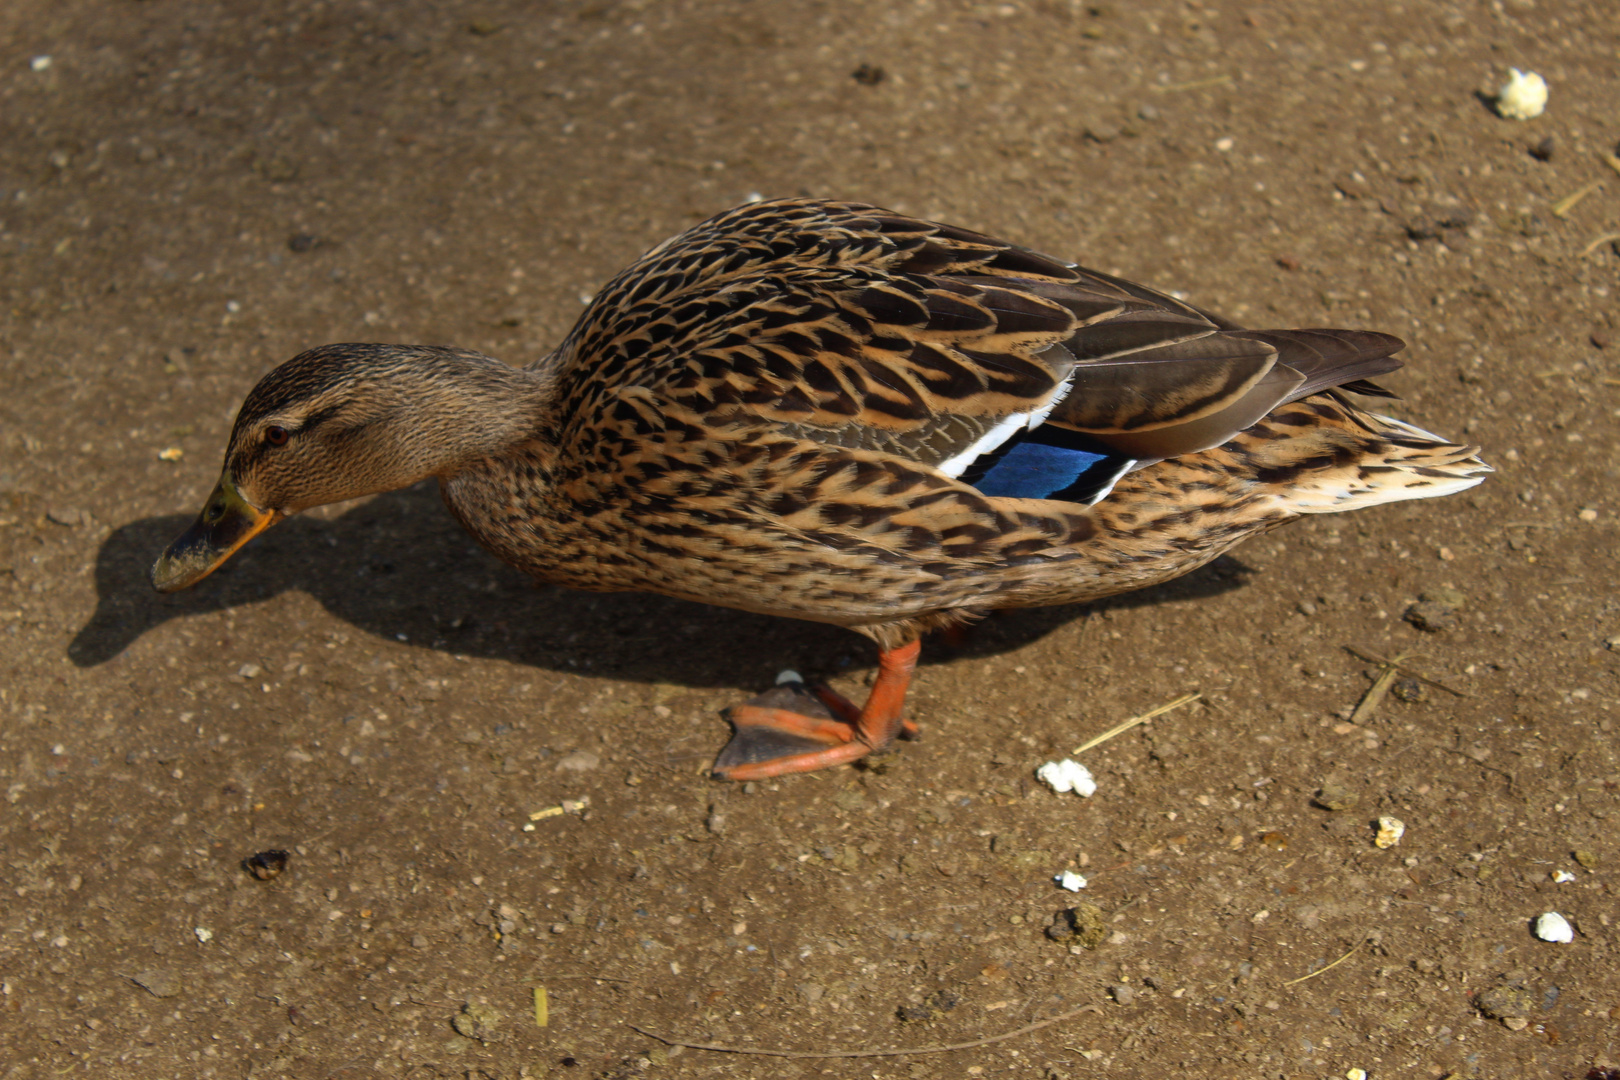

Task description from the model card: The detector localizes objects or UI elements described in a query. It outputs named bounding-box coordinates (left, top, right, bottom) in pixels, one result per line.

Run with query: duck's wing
left=544, top=198, right=1404, bottom=505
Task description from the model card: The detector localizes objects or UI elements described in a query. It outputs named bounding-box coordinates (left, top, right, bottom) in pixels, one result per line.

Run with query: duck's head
left=151, top=342, right=533, bottom=593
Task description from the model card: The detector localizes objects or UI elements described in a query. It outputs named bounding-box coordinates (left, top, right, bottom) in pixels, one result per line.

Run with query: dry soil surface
left=2, top=2, right=1619, bottom=1079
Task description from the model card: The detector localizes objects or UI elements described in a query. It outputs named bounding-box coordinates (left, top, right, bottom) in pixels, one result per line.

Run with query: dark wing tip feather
left=1231, top=328, right=1405, bottom=402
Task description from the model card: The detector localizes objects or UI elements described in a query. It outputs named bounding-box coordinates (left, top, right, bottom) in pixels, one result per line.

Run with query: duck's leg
left=711, top=639, right=922, bottom=781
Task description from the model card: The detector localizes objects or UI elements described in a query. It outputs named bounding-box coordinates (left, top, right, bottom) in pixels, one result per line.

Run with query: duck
left=151, top=198, right=1489, bottom=781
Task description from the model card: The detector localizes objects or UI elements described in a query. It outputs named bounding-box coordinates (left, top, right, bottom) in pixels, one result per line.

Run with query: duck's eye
left=264, top=425, right=290, bottom=447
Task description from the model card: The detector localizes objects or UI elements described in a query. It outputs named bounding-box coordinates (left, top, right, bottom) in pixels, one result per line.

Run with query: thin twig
left=1284, top=937, right=1366, bottom=986
left=1350, top=661, right=1403, bottom=725
left=1551, top=179, right=1603, bottom=218
left=1580, top=232, right=1620, bottom=257
left=629, top=1003, right=1103, bottom=1059
left=1343, top=647, right=1468, bottom=697
left=1073, top=693, right=1201, bottom=755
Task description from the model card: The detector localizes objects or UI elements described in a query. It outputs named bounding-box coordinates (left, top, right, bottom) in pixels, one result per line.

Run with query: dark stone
left=243, top=849, right=290, bottom=880
left=1404, top=601, right=1460, bottom=633
left=1392, top=678, right=1428, bottom=703
left=1475, top=984, right=1535, bottom=1020
left=896, top=989, right=960, bottom=1022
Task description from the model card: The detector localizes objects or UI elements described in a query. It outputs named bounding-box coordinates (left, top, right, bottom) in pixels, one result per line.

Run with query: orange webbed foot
left=711, top=640, right=922, bottom=781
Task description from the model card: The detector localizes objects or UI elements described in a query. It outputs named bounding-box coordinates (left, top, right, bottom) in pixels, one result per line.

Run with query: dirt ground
left=2, top=1, right=1618, bottom=1077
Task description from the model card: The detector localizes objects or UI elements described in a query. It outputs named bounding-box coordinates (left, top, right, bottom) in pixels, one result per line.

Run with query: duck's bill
left=151, top=475, right=282, bottom=593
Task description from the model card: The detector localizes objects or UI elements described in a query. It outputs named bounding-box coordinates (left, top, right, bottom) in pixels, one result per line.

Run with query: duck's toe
left=712, top=680, right=857, bottom=777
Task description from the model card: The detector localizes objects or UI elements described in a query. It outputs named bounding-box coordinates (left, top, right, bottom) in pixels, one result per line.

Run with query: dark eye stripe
left=299, top=404, right=344, bottom=431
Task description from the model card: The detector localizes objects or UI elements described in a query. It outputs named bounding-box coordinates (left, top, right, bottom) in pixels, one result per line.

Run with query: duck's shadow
left=72, top=483, right=1255, bottom=686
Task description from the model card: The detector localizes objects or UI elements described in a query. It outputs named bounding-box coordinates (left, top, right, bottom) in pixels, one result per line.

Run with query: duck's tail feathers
left=1232, top=396, right=1491, bottom=514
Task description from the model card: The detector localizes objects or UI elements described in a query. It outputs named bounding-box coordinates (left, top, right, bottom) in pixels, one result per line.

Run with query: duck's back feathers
left=543, top=198, right=1409, bottom=507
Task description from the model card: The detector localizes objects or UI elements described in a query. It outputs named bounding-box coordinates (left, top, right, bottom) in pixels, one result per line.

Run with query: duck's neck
left=402, top=348, right=557, bottom=475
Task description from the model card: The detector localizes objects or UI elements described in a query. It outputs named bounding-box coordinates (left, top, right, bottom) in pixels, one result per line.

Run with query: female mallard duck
left=152, top=198, right=1488, bottom=780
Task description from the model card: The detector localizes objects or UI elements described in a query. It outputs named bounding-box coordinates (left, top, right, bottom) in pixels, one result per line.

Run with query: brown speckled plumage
left=155, top=198, right=1489, bottom=777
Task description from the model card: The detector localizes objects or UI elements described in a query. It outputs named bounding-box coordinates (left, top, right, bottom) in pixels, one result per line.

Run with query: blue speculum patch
left=962, top=425, right=1133, bottom=505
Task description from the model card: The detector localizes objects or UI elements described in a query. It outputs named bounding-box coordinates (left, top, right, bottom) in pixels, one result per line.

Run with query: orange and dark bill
left=151, top=474, right=281, bottom=593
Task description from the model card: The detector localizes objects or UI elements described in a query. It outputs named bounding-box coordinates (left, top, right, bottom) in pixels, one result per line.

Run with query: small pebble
left=30, top=55, right=52, bottom=71
left=452, top=1001, right=502, bottom=1042
left=1421, top=585, right=1467, bottom=608
left=243, top=849, right=290, bottom=880
left=1534, top=911, right=1573, bottom=943
left=158, top=447, right=184, bottom=461
left=896, top=989, right=959, bottom=1023
left=1392, top=678, right=1428, bottom=704
left=1552, top=870, right=1575, bottom=883
left=1574, top=849, right=1600, bottom=868
left=1476, top=984, right=1535, bottom=1019
left=1314, top=781, right=1359, bottom=811
left=194, top=927, right=214, bottom=943
left=131, top=969, right=181, bottom=998
left=1528, top=135, right=1555, bottom=161
left=554, top=751, right=600, bottom=772
left=1403, top=600, right=1459, bottom=633
left=1082, top=120, right=1121, bottom=143
left=1109, top=984, right=1135, bottom=1006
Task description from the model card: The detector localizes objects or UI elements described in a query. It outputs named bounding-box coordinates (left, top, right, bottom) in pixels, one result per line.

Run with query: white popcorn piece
left=1054, top=870, right=1088, bottom=892
left=1534, top=911, right=1574, bottom=943
left=1036, top=758, right=1097, bottom=797
left=1496, top=69, right=1548, bottom=120
left=1552, top=870, right=1576, bottom=884
left=1373, top=816, right=1405, bottom=849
